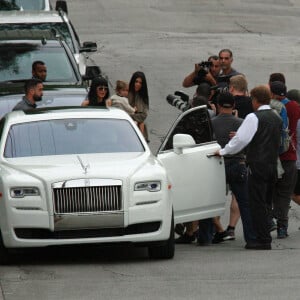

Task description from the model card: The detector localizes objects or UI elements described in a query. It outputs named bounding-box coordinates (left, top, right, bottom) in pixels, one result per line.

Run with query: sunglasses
left=97, top=86, right=108, bottom=91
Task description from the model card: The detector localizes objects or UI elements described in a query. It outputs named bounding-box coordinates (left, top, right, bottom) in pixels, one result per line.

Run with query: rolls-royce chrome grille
left=52, top=179, right=122, bottom=214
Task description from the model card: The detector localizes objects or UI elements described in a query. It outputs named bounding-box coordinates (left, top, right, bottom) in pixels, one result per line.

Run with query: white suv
left=0, top=9, right=97, bottom=75
left=0, top=0, right=68, bottom=13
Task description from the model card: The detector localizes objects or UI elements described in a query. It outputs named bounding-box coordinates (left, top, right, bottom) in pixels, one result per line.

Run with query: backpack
left=270, top=99, right=290, bottom=154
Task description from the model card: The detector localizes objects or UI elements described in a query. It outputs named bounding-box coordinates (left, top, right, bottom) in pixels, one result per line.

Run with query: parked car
left=0, top=10, right=97, bottom=75
left=0, top=105, right=226, bottom=263
left=0, top=0, right=67, bottom=13
left=0, top=29, right=100, bottom=117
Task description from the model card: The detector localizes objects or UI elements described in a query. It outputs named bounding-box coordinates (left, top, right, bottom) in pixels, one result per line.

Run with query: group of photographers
left=172, top=48, right=298, bottom=250
left=172, top=47, right=300, bottom=250
left=174, top=48, right=254, bottom=246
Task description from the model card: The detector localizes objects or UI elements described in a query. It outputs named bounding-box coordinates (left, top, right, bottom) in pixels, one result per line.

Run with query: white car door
left=157, top=106, right=227, bottom=224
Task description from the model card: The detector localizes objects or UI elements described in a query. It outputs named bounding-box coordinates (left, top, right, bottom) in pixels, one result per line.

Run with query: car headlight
left=134, top=181, right=161, bottom=192
left=10, top=187, right=40, bottom=198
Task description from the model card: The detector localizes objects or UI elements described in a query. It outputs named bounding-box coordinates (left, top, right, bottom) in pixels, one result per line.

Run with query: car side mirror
left=173, top=134, right=196, bottom=155
left=82, top=66, right=101, bottom=81
left=55, top=0, right=68, bottom=14
left=80, top=42, right=97, bottom=53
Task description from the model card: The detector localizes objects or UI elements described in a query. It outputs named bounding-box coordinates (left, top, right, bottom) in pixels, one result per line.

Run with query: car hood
left=4, top=152, right=157, bottom=182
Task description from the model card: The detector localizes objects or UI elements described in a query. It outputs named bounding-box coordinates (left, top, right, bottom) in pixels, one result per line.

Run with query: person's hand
left=205, top=72, right=217, bottom=85
left=194, top=63, right=201, bottom=74
left=209, top=102, right=217, bottom=114
left=106, top=99, right=112, bottom=107
left=214, top=150, right=221, bottom=156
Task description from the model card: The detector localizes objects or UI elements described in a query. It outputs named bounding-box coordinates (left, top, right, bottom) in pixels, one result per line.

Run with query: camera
left=198, top=61, right=213, bottom=68
left=166, top=91, right=191, bottom=112
left=197, top=60, right=213, bottom=78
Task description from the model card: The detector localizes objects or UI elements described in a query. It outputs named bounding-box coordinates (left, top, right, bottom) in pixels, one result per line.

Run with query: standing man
left=270, top=81, right=300, bottom=238
left=217, top=49, right=241, bottom=90
left=211, top=92, right=256, bottom=245
left=13, top=79, right=43, bottom=111
left=32, top=60, right=47, bottom=82
left=215, top=85, right=282, bottom=250
left=182, top=55, right=221, bottom=89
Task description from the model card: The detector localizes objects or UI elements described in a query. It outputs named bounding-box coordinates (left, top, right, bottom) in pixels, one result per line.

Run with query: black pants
left=247, top=162, right=277, bottom=244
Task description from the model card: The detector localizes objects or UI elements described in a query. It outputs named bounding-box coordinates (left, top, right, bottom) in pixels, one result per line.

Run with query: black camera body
left=198, top=61, right=213, bottom=68
left=197, top=61, right=213, bottom=78
left=166, top=91, right=191, bottom=112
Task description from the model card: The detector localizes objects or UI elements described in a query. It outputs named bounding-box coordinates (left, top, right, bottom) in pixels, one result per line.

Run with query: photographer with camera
left=217, top=49, right=241, bottom=90
left=166, top=83, right=216, bottom=117
left=182, top=55, right=220, bottom=91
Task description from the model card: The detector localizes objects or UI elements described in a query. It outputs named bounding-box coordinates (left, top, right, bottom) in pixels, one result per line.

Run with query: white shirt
left=219, top=105, right=271, bottom=156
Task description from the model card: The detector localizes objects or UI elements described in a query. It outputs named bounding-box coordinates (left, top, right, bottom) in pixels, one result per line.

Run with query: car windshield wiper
left=0, top=79, right=28, bottom=84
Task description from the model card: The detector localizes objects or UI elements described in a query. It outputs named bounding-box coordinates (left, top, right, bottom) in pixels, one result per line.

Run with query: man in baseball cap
left=270, top=81, right=287, bottom=97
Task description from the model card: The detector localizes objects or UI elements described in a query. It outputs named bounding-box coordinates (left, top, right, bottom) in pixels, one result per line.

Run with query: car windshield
left=4, top=118, right=145, bottom=157
left=0, top=42, right=78, bottom=82
left=1, top=0, right=45, bottom=10
left=0, top=23, right=75, bottom=53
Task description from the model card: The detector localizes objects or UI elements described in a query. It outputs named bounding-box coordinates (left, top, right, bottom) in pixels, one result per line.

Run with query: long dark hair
left=128, top=71, right=149, bottom=107
left=87, top=77, right=110, bottom=106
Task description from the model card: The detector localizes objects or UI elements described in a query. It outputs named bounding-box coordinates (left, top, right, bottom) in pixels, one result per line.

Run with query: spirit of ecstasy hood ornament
left=77, top=155, right=90, bottom=174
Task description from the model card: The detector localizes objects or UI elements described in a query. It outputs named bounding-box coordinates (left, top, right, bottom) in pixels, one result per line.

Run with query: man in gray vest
left=215, top=85, right=282, bottom=250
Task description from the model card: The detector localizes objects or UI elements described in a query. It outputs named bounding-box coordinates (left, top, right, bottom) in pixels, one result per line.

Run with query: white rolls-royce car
left=0, top=106, right=226, bottom=263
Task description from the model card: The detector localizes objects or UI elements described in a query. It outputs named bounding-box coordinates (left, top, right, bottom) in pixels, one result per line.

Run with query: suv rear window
left=0, top=42, right=78, bottom=82
left=2, top=0, right=45, bottom=10
left=0, top=23, right=76, bottom=53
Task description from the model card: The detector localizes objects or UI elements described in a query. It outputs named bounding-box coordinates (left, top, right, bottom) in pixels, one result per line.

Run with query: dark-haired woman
left=128, top=71, right=149, bottom=141
left=81, top=77, right=110, bottom=107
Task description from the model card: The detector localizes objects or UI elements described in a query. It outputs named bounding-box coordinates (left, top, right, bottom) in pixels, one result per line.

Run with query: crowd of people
left=176, top=48, right=300, bottom=250
left=13, top=62, right=150, bottom=141
left=13, top=52, right=300, bottom=250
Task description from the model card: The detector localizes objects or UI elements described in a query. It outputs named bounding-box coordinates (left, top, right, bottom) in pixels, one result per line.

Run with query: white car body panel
left=158, top=142, right=226, bottom=224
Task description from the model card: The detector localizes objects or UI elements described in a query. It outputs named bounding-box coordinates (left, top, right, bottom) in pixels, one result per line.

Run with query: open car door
left=157, top=106, right=227, bottom=224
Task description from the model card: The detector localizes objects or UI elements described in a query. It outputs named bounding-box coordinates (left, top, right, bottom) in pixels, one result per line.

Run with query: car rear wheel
left=148, top=212, right=174, bottom=259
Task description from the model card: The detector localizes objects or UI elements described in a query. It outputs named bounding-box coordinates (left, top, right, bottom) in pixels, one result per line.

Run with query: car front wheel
left=148, top=212, right=174, bottom=259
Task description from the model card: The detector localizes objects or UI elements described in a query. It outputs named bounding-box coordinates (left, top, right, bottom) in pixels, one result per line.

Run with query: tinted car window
left=160, top=107, right=213, bottom=151
left=5, top=118, right=145, bottom=157
left=3, top=0, right=45, bottom=10
left=0, top=42, right=78, bottom=82
left=0, top=23, right=75, bottom=53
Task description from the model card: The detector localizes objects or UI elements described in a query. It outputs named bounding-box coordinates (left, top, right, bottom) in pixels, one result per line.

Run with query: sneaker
left=277, top=227, right=288, bottom=239
left=212, top=231, right=232, bottom=244
left=175, top=233, right=195, bottom=244
left=226, top=228, right=235, bottom=240
left=175, top=223, right=186, bottom=236
left=197, top=240, right=211, bottom=246
left=245, top=242, right=271, bottom=250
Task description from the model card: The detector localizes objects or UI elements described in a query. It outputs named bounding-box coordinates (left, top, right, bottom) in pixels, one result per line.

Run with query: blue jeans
left=225, top=159, right=257, bottom=243
left=197, top=218, right=214, bottom=243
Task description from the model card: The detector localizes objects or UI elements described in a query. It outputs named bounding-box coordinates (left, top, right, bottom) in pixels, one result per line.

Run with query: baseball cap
left=270, top=81, right=287, bottom=96
left=217, top=92, right=235, bottom=108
